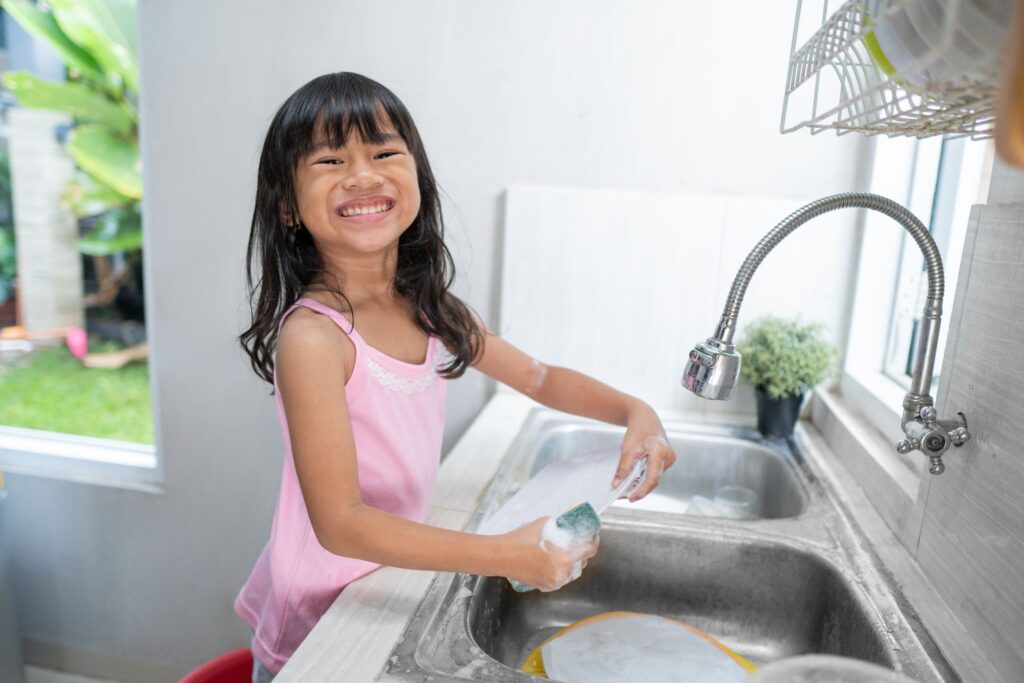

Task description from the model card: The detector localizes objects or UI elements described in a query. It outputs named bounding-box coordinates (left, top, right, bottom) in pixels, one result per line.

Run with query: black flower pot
left=755, top=388, right=805, bottom=438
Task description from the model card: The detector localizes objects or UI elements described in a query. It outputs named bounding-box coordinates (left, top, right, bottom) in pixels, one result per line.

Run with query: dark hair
left=239, top=72, right=482, bottom=389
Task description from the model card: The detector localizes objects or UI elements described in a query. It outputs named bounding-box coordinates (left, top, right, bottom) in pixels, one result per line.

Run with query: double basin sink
left=384, top=411, right=954, bottom=681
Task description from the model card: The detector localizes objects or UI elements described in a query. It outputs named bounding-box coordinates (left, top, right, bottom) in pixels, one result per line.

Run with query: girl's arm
left=470, top=317, right=676, bottom=501
left=275, top=310, right=593, bottom=591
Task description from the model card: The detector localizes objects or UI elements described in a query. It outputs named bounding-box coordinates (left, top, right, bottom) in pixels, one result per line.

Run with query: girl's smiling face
left=292, top=121, right=420, bottom=257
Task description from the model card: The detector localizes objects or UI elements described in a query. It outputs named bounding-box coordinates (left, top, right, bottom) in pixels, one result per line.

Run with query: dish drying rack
left=781, top=0, right=1014, bottom=138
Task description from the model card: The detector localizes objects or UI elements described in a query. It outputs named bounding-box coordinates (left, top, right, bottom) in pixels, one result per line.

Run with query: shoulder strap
left=279, top=297, right=359, bottom=338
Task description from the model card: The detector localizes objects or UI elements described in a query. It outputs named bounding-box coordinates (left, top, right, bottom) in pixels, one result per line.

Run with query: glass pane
left=882, top=136, right=992, bottom=392
left=0, top=3, right=151, bottom=445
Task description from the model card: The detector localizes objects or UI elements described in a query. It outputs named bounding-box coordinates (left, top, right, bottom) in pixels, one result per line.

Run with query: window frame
left=0, top=28, right=161, bottom=493
left=0, top=424, right=163, bottom=493
left=838, top=133, right=992, bottom=488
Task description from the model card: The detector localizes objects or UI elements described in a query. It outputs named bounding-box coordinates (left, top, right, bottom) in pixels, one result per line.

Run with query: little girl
left=234, top=72, right=676, bottom=681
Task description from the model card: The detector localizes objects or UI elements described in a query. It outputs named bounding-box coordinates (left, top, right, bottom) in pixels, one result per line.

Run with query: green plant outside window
left=1, top=0, right=141, bottom=257
left=0, top=148, right=15, bottom=303
left=0, top=1, right=150, bottom=444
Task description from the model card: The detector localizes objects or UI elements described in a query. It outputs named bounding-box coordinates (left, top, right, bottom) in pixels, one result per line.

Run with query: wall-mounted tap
left=681, top=192, right=970, bottom=474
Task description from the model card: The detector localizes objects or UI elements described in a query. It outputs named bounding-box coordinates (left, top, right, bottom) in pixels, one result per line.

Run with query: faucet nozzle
left=681, top=338, right=741, bottom=400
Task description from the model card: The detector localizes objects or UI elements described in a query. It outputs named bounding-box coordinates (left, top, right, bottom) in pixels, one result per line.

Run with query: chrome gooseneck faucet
left=681, top=192, right=970, bottom=474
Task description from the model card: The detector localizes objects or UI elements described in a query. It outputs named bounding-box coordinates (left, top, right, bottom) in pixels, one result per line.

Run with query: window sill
left=840, top=369, right=902, bottom=431
left=808, top=387, right=921, bottom=535
left=0, top=425, right=163, bottom=494
left=840, top=369, right=929, bottom=474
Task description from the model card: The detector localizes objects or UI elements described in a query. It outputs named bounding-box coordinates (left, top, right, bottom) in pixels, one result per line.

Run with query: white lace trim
left=366, top=357, right=437, bottom=394
left=364, top=342, right=452, bottom=394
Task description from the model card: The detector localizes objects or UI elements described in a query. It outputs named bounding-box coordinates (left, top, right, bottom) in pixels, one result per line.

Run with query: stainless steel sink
left=384, top=410, right=956, bottom=682
left=468, top=526, right=893, bottom=670
left=525, top=422, right=807, bottom=519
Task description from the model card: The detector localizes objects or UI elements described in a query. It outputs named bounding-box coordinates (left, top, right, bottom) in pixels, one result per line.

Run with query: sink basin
left=384, top=410, right=953, bottom=682
left=526, top=423, right=807, bottom=519
left=470, top=524, right=891, bottom=671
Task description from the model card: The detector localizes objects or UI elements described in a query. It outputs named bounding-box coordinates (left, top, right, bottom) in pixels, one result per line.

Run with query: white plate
left=541, top=613, right=749, bottom=683
left=476, top=448, right=646, bottom=536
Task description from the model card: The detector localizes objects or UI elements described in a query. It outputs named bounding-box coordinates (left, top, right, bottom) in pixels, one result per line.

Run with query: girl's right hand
left=501, top=516, right=600, bottom=592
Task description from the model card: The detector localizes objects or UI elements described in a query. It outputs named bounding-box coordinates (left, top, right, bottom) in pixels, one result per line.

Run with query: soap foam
left=539, top=516, right=578, bottom=550
left=513, top=502, right=600, bottom=592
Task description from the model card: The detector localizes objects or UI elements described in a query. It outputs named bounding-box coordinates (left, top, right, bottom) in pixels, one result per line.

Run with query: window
left=0, top=3, right=158, bottom=491
left=841, top=133, right=991, bottom=476
left=882, top=137, right=989, bottom=389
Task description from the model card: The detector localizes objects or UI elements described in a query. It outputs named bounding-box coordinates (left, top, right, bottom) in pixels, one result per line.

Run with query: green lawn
left=0, top=343, right=153, bottom=444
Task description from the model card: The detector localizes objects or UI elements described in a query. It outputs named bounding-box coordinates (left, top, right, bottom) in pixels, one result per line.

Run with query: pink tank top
left=234, top=297, right=448, bottom=672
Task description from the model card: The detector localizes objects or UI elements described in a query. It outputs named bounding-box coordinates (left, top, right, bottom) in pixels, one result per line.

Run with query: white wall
left=499, top=186, right=862, bottom=417
left=7, top=1, right=870, bottom=678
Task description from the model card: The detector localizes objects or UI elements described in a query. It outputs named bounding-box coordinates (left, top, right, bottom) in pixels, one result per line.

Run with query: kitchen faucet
left=681, top=192, right=970, bottom=474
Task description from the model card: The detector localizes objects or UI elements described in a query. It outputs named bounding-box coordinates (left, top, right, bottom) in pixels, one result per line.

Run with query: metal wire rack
left=781, top=0, right=1013, bottom=138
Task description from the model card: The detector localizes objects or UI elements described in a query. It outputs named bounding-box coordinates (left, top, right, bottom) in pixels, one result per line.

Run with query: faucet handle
left=896, top=438, right=920, bottom=454
left=948, top=411, right=970, bottom=447
left=897, top=410, right=970, bottom=474
left=898, top=436, right=947, bottom=474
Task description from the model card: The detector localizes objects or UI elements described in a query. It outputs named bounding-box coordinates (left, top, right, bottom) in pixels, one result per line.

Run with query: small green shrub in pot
left=737, top=316, right=839, bottom=437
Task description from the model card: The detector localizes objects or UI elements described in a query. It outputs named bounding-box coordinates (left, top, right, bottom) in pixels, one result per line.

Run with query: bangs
left=284, top=74, right=414, bottom=164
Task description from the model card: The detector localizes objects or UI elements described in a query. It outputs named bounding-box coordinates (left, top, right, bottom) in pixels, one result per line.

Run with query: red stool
left=180, top=648, right=253, bottom=683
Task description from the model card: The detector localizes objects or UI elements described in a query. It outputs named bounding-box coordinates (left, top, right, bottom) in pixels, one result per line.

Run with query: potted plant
left=736, top=316, right=839, bottom=438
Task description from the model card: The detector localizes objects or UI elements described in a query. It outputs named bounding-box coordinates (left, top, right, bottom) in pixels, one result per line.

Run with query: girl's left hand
left=611, top=403, right=677, bottom=502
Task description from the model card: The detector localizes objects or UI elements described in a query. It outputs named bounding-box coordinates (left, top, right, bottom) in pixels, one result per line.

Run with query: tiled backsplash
left=499, top=185, right=860, bottom=414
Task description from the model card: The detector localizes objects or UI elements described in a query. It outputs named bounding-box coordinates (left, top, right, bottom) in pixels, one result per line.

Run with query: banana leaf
left=0, top=0, right=106, bottom=83
left=79, top=205, right=142, bottom=255
left=0, top=225, right=15, bottom=265
left=1, top=72, right=135, bottom=135
left=68, top=124, right=141, bottom=200
left=0, top=226, right=17, bottom=302
left=61, top=169, right=134, bottom=217
left=0, top=148, right=10, bottom=197
left=49, top=0, right=138, bottom=96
